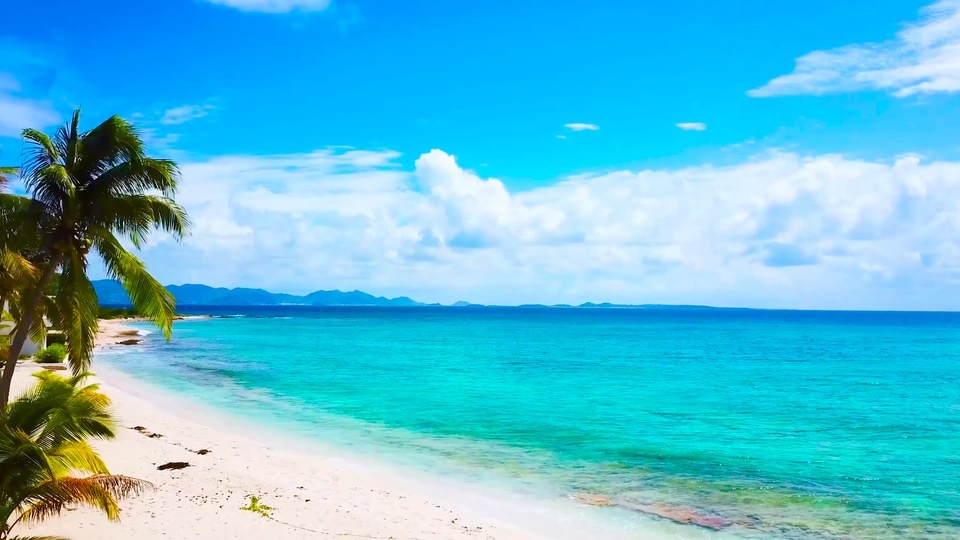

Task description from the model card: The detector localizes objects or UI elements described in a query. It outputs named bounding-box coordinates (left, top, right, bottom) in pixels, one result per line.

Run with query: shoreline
left=11, top=320, right=670, bottom=540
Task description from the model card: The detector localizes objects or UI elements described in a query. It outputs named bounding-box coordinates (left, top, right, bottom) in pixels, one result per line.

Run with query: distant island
left=93, top=280, right=423, bottom=307
left=92, top=280, right=736, bottom=309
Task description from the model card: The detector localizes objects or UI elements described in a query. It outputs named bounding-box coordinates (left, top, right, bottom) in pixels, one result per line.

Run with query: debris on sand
left=157, top=461, right=191, bottom=471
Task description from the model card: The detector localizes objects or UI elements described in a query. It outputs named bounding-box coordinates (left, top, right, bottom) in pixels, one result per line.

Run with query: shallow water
left=99, top=307, right=960, bottom=539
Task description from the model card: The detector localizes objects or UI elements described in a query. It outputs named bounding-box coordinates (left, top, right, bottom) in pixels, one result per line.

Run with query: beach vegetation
left=97, top=306, right=142, bottom=320
left=34, top=344, right=67, bottom=364
left=0, top=371, right=151, bottom=539
left=241, top=495, right=274, bottom=518
left=0, top=109, right=191, bottom=405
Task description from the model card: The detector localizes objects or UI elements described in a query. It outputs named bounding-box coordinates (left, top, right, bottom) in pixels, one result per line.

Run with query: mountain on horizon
left=93, top=280, right=736, bottom=309
left=92, top=280, right=424, bottom=307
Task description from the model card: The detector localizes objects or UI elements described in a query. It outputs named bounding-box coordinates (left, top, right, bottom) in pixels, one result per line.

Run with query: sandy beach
left=10, top=320, right=566, bottom=540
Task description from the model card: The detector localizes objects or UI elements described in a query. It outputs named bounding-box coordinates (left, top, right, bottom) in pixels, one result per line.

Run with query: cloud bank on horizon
left=126, top=146, right=960, bottom=310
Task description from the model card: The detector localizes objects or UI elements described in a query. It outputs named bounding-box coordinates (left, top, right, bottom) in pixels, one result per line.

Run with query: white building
left=1, top=301, right=51, bottom=357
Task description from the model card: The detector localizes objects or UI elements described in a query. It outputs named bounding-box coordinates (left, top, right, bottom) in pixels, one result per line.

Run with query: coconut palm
left=0, top=167, right=45, bottom=349
left=0, top=167, right=39, bottom=349
left=0, top=370, right=150, bottom=540
left=0, top=109, right=190, bottom=405
left=0, top=168, right=23, bottom=309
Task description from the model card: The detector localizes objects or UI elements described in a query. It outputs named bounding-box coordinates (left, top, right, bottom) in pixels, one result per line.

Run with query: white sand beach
left=10, top=321, right=618, bottom=540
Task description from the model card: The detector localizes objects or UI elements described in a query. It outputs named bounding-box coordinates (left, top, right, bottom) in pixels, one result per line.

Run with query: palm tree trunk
left=0, top=253, right=62, bottom=407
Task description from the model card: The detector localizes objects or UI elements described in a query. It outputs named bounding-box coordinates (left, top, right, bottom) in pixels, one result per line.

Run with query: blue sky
left=2, top=0, right=960, bottom=309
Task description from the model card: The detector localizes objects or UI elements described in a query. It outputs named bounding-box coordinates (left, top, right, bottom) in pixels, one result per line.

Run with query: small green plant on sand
left=241, top=495, right=274, bottom=518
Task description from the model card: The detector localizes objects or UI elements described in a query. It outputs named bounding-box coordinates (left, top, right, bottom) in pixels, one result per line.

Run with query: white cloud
left=564, top=123, right=599, bottom=131
left=750, top=0, right=960, bottom=97
left=676, top=122, right=707, bottom=131
left=556, top=135, right=567, bottom=139
left=0, top=73, right=59, bottom=137
left=203, top=0, right=331, bottom=13
left=121, top=146, right=960, bottom=310
left=161, top=104, right=215, bottom=125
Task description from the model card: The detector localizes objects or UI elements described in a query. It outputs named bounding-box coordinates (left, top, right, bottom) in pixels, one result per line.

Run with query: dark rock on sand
left=157, top=461, right=191, bottom=471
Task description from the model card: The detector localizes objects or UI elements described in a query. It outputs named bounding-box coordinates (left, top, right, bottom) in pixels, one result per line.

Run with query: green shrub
left=35, top=344, right=67, bottom=364
left=46, top=333, right=67, bottom=346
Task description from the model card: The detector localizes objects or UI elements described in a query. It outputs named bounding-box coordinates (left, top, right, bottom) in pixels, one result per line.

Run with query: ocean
left=97, top=307, right=960, bottom=539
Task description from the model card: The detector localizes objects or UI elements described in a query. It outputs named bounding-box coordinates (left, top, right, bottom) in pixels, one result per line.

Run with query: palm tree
left=0, top=168, right=23, bottom=312
left=0, top=167, right=39, bottom=357
left=0, top=109, right=190, bottom=405
left=0, top=169, right=46, bottom=351
left=0, top=370, right=150, bottom=540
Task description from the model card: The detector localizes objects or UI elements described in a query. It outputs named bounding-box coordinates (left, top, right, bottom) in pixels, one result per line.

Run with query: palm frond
left=0, top=195, right=47, bottom=269
left=92, top=194, right=189, bottom=247
left=5, top=371, right=115, bottom=450
left=86, top=158, right=181, bottom=199
left=91, top=230, right=176, bottom=339
left=19, top=130, right=59, bottom=183
left=49, top=254, right=99, bottom=374
left=27, top=164, right=75, bottom=210
left=66, top=108, right=81, bottom=169
left=16, top=475, right=152, bottom=526
left=0, top=250, right=38, bottom=283
left=75, top=115, right=145, bottom=180
left=0, top=428, right=56, bottom=482
left=46, top=440, right=109, bottom=477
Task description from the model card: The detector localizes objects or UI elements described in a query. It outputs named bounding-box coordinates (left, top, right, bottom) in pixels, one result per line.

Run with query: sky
left=2, top=0, right=960, bottom=309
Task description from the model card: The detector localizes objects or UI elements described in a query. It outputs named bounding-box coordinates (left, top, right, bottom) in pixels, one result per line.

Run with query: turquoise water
left=100, top=307, right=960, bottom=539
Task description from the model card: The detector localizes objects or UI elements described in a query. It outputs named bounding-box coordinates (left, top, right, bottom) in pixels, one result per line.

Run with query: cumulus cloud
left=676, top=122, right=707, bottom=131
left=118, top=146, right=960, bottom=310
left=161, top=104, right=215, bottom=125
left=564, top=123, right=599, bottom=131
left=0, top=73, right=59, bottom=137
left=202, top=0, right=331, bottom=13
left=750, top=0, right=960, bottom=97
